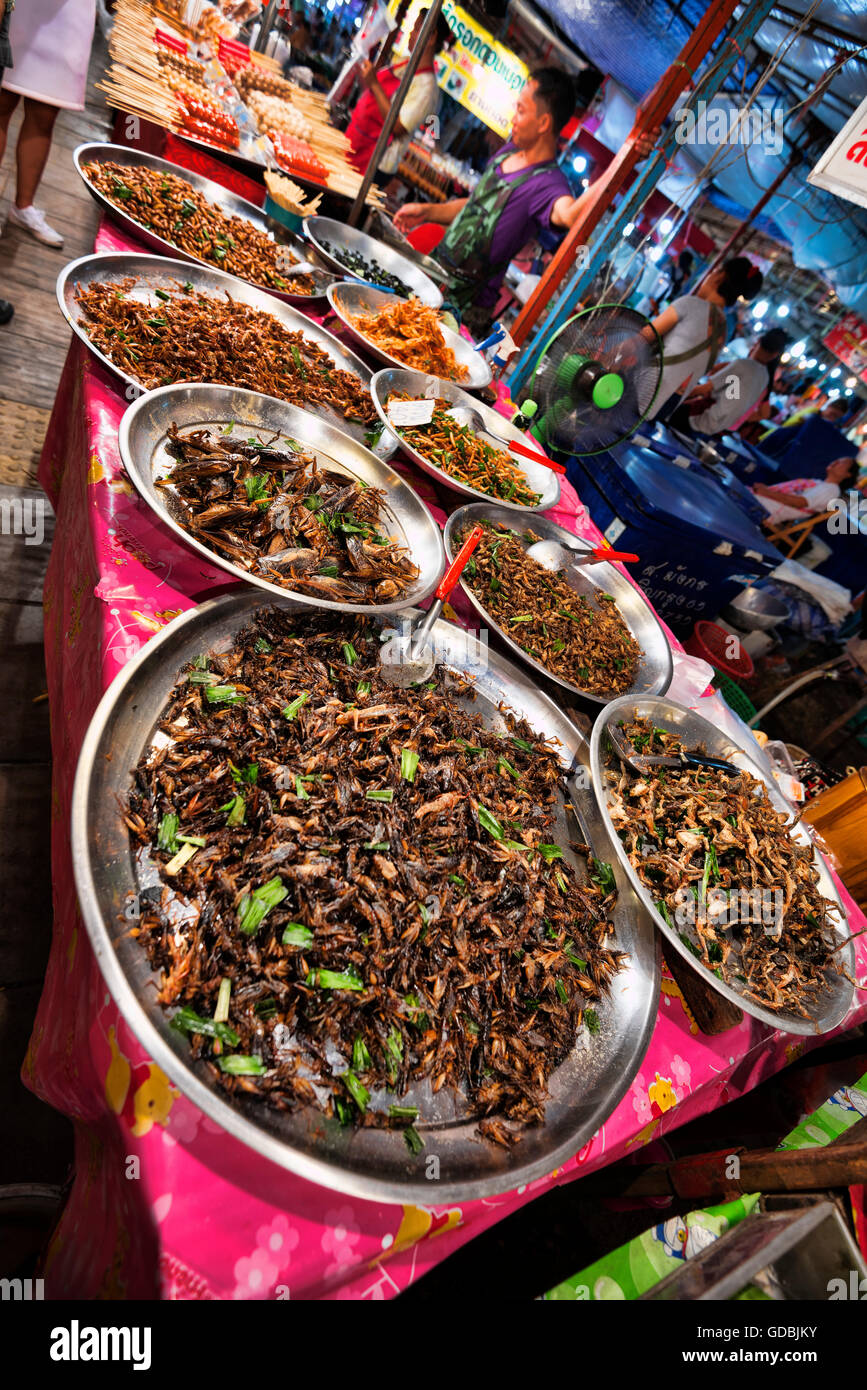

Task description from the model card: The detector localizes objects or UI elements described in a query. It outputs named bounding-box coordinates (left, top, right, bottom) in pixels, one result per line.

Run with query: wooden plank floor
left=0, top=33, right=113, bottom=1198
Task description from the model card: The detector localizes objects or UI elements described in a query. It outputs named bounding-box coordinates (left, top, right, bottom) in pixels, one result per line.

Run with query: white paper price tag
left=387, top=399, right=435, bottom=427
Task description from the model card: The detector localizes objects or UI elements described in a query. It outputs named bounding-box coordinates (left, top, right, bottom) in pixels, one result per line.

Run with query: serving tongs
left=378, top=524, right=484, bottom=688
left=445, top=404, right=566, bottom=474
left=525, top=538, right=640, bottom=570
left=607, top=722, right=740, bottom=777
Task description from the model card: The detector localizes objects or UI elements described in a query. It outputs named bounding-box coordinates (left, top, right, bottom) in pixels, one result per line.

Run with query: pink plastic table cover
left=26, top=217, right=867, bottom=1300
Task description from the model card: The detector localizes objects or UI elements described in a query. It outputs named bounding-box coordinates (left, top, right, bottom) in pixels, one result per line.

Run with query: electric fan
left=514, top=303, right=665, bottom=457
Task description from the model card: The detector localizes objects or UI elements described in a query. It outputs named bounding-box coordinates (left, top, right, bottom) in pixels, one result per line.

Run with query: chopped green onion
left=189, top=669, right=219, bottom=685
left=352, top=1035, right=372, bottom=1072
left=389, top=1104, right=418, bottom=1120
left=295, top=776, right=309, bottom=801
left=177, top=834, right=206, bottom=847
left=310, top=967, right=364, bottom=991
left=158, top=812, right=180, bottom=853
left=282, top=922, right=313, bottom=948
left=164, top=841, right=198, bottom=875
left=214, top=978, right=232, bottom=1024
left=555, top=978, right=569, bottom=1004
left=170, top=1006, right=238, bottom=1047
left=497, top=757, right=520, bottom=780
left=342, top=641, right=358, bottom=666
left=366, top=788, right=394, bottom=803
left=356, top=680, right=371, bottom=696
left=404, top=1126, right=424, bottom=1155
left=477, top=804, right=503, bottom=840
left=400, top=748, right=419, bottom=783
left=555, top=870, right=569, bottom=894
left=204, top=684, right=246, bottom=706
left=255, top=637, right=272, bottom=654
left=282, top=692, right=309, bottom=720
left=229, top=761, right=258, bottom=784
left=584, top=1009, right=600, bottom=1035
left=238, top=876, right=288, bottom=936
left=226, top=795, right=245, bottom=827
left=217, top=1055, right=266, bottom=1075
left=564, top=945, right=587, bottom=970
left=512, top=737, right=534, bottom=753
left=363, top=840, right=389, bottom=851
left=343, top=1069, right=369, bottom=1113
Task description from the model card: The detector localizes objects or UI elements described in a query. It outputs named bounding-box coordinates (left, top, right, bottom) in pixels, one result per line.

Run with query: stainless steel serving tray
left=73, top=142, right=338, bottom=307
left=118, top=383, right=444, bottom=615
left=370, top=367, right=557, bottom=510
left=72, top=593, right=660, bottom=1203
left=304, top=214, right=442, bottom=306
left=590, top=695, right=854, bottom=1036
left=444, top=503, right=673, bottom=706
left=56, top=252, right=373, bottom=437
left=326, top=282, right=492, bottom=390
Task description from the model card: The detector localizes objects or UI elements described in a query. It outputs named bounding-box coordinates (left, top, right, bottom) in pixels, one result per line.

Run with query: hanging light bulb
left=622, top=222, right=635, bottom=237
left=752, top=299, right=769, bottom=319
left=790, top=340, right=806, bottom=357
left=659, top=217, right=674, bottom=235
left=776, top=304, right=790, bottom=317
left=572, top=154, right=587, bottom=174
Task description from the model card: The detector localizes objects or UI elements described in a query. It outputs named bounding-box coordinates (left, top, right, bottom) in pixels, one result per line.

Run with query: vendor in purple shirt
left=394, top=68, right=655, bottom=337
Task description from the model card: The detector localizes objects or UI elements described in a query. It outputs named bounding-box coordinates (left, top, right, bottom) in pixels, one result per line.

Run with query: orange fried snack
left=348, top=297, right=469, bottom=381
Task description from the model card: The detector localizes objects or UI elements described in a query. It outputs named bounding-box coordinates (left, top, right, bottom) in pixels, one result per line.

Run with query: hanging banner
left=388, top=0, right=528, bottom=139
left=808, top=95, right=867, bottom=210
left=823, top=310, right=867, bottom=385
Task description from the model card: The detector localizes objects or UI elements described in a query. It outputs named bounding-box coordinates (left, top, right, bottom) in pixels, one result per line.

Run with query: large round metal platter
left=590, top=695, right=855, bottom=1036
left=303, top=214, right=442, bottom=306
left=72, top=592, right=660, bottom=1202
left=56, top=252, right=373, bottom=439
left=370, top=367, right=558, bottom=510
left=118, top=383, right=444, bottom=615
left=73, top=142, right=338, bottom=306
left=444, top=503, right=673, bottom=705
left=326, top=281, right=491, bottom=389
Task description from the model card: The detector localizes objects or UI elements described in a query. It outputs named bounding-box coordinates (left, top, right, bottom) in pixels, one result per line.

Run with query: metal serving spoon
left=607, top=721, right=740, bottom=777
left=378, top=525, right=484, bottom=688
left=525, top=538, right=640, bottom=570
left=445, top=405, right=566, bottom=474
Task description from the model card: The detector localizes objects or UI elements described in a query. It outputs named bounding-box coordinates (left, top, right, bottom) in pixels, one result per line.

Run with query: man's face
left=511, top=81, right=548, bottom=148
left=827, top=457, right=853, bottom=483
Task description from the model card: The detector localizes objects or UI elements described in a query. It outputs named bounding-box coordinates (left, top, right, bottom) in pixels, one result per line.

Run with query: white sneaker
left=7, top=204, right=64, bottom=247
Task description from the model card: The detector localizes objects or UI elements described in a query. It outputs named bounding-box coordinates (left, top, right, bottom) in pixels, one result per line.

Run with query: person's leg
left=14, top=96, right=59, bottom=208
left=6, top=96, right=64, bottom=246
left=0, top=87, right=21, bottom=163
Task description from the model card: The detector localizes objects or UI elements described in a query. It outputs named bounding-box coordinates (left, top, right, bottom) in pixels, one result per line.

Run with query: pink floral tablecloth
left=26, top=216, right=867, bottom=1300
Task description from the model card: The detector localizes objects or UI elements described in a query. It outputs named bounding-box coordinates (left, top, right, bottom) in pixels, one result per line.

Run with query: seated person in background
left=668, top=327, right=788, bottom=437
left=751, top=457, right=859, bottom=527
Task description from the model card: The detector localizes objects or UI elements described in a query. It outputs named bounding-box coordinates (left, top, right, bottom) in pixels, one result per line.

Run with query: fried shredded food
left=393, top=398, right=540, bottom=506
left=84, top=161, right=315, bottom=294
left=161, top=424, right=417, bottom=603
left=74, top=277, right=376, bottom=423
left=459, top=521, right=641, bottom=696
left=125, top=609, right=625, bottom=1147
left=348, top=297, right=468, bottom=380
left=608, top=717, right=846, bottom=1017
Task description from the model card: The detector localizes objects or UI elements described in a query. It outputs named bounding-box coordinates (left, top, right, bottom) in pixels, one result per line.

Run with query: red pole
left=511, top=0, right=742, bottom=347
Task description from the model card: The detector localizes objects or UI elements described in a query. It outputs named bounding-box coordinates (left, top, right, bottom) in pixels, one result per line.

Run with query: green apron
left=436, top=149, right=559, bottom=313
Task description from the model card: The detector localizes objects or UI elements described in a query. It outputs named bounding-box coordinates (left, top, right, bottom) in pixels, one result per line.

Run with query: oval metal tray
left=590, top=695, right=854, bottom=1036
left=326, top=281, right=492, bottom=389
left=118, top=383, right=444, bottom=615
left=72, top=593, right=660, bottom=1203
left=370, top=367, right=557, bottom=510
left=444, top=503, right=673, bottom=705
left=73, top=142, right=338, bottom=307
left=56, top=252, right=373, bottom=436
left=303, top=214, right=442, bottom=306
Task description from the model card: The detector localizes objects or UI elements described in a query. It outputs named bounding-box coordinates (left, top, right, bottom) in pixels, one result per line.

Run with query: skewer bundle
left=97, top=0, right=180, bottom=128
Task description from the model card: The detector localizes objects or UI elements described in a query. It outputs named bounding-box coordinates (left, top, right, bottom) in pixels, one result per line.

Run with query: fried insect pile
left=74, top=277, right=376, bottom=423
left=459, top=522, right=641, bottom=695
left=125, top=610, right=625, bottom=1147
left=162, top=425, right=418, bottom=603
left=607, top=717, right=845, bottom=1017
left=84, top=161, right=314, bottom=294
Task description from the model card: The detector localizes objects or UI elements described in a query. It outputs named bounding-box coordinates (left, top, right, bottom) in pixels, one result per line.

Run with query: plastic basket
left=713, top=674, right=758, bottom=723
left=683, top=620, right=755, bottom=680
